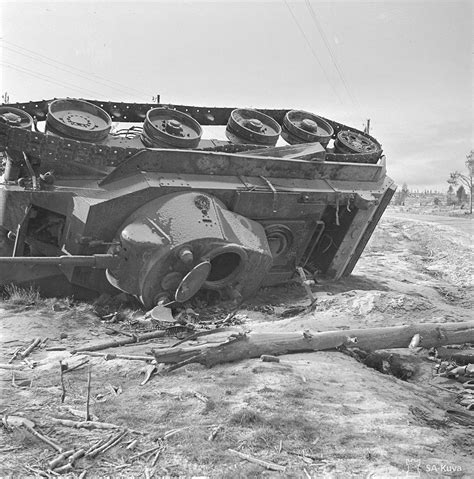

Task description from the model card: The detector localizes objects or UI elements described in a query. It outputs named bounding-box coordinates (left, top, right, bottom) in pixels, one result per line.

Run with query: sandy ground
left=0, top=213, right=473, bottom=478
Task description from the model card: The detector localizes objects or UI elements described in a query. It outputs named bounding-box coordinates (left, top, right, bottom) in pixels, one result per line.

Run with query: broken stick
left=85, top=366, right=92, bottom=421
left=59, top=361, right=66, bottom=403
left=50, top=418, right=123, bottom=430
left=80, top=351, right=154, bottom=362
left=19, top=337, right=42, bottom=359
left=72, top=330, right=168, bottom=353
left=228, top=448, right=286, bottom=472
left=48, top=450, right=74, bottom=469
left=22, top=423, right=63, bottom=452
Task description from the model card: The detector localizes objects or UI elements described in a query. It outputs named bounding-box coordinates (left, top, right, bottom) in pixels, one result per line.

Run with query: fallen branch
left=170, top=327, right=230, bottom=348
left=19, top=337, right=42, bottom=359
left=22, top=423, right=63, bottom=452
left=85, top=366, right=92, bottom=421
left=54, top=464, right=73, bottom=474
left=87, top=431, right=126, bottom=457
left=72, top=330, right=168, bottom=353
left=8, top=347, right=21, bottom=364
left=80, top=351, right=154, bottom=362
left=49, top=450, right=74, bottom=469
left=228, top=448, right=286, bottom=472
left=50, top=418, right=123, bottom=430
left=73, top=327, right=231, bottom=354
left=435, top=347, right=474, bottom=365
left=130, top=444, right=162, bottom=460
left=59, top=361, right=66, bottom=403
left=151, top=321, right=474, bottom=370
left=150, top=447, right=163, bottom=466
left=0, top=363, right=24, bottom=370
left=208, top=424, right=222, bottom=441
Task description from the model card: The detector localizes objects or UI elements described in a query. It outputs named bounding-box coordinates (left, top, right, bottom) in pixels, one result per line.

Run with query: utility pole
left=364, top=118, right=370, bottom=135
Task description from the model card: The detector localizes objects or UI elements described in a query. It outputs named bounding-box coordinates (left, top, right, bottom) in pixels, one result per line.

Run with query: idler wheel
left=282, top=110, right=334, bottom=146
left=46, top=99, right=112, bottom=142
left=0, top=106, right=33, bottom=130
left=226, top=109, right=281, bottom=146
left=142, top=108, right=203, bottom=149
left=334, top=130, right=381, bottom=155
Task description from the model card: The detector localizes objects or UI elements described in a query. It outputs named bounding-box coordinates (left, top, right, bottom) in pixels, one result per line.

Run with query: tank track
left=0, top=99, right=383, bottom=167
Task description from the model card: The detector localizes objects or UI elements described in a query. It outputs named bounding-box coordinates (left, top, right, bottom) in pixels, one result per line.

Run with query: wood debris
left=151, top=321, right=474, bottom=370
left=228, top=448, right=286, bottom=472
left=19, top=337, right=42, bottom=359
left=50, top=418, right=124, bottom=430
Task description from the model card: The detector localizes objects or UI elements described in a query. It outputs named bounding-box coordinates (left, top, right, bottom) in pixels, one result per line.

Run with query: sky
left=0, top=0, right=472, bottom=192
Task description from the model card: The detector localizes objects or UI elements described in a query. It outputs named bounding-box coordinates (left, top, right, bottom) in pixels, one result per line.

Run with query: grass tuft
left=2, top=284, right=42, bottom=305
left=228, top=408, right=265, bottom=427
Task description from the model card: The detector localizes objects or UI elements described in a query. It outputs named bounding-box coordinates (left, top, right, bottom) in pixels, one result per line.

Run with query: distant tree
left=446, top=184, right=456, bottom=206
left=394, top=182, right=409, bottom=206
left=433, top=197, right=441, bottom=206
left=456, top=185, right=468, bottom=205
left=1, top=92, right=9, bottom=104
left=448, top=150, right=473, bottom=214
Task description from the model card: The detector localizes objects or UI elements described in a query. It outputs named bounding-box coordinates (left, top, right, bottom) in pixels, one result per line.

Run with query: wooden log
left=151, top=321, right=474, bottom=370
left=73, top=328, right=229, bottom=353
left=85, top=366, right=92, bottom=421
left=72, top=330, right=168, bottom=353
left=19, top=337, right=42, bottom=359
left=80, top=351, right=154, bottom=361
left=50, top=418, right=122, bottom=430
left=22, top=423, right=63, bottom=452
left=435, top=347, right=474, bottom=365
left=359, top=349, right=423, bottom=380
left=228, top=448, right=286, bottom=472
left=48, top=450, right=74, bottom=469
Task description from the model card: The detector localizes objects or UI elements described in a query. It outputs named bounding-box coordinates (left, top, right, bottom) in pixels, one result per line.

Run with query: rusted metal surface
left=282, top=110, right=334, bottom=147
left=46, top=99, right=112, bottom=142
left=225, top=109, right=281, bottom=146
left=141, top=108, right=203, bottom=149
left=0, top=97, right=395, bottom=306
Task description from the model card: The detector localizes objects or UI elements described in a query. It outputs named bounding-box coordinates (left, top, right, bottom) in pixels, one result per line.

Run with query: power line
left=0, top=39, right=151, bottom=99
left=2, top=44, right=137, bottom=99
left=282, top=0, right=347, bottom=112
left=304, top=0, right=363, bottom=117
left=1, top=61, right=109, bottom=98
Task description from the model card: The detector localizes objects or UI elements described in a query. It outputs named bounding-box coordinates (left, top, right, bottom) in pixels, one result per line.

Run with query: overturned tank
left=0, top=98, right=395, bottom=307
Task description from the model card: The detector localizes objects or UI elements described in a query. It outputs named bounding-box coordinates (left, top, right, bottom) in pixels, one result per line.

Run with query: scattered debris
left=228, top=448, right=286, bottom=472
left=208, top=424, right=223, bottom=441
left=72, top=330, right=169, bottom=353
left=408, top=333, right=422, bottom=349
left=85, top=366, right=92, bottom=421
left=49, top=418, right=125, bottom=430
left=140, top=364, right=158, bottom=386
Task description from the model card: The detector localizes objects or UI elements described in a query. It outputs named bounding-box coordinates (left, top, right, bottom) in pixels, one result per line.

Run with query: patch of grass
left=265, top=412, right=320, bottom=443
left=10, top=427, right=43, bottom=447
left=228, top=408, right=265, bottom=427
left=2, top=284, right=42, bottom=305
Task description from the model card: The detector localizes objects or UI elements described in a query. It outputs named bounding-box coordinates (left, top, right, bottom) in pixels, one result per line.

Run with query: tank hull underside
left=0, top=99, right=396, bottom=306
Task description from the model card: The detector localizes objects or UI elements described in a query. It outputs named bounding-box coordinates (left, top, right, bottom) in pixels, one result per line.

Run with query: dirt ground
left=0, top=211, right=473, bottom=478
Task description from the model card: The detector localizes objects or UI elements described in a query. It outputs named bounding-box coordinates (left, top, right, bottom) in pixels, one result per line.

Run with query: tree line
left=393, top=150, right=473, bottom=214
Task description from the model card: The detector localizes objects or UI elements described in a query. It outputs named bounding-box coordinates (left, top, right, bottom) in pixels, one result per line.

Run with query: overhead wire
left=1, top=61, right=108, bottom=98
left=1, top=44, right=138, bottom=99
left=304, top=0, right=363, bottom=118
left=0, top=39, right=151, bottom=99
left=282, top=0, right=347, bottom=113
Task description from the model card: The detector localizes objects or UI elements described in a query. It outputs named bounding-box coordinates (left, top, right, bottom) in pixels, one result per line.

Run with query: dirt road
left=385, top=210, right=473, bottom=234
left=1, top=215, right=473, bottom=478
